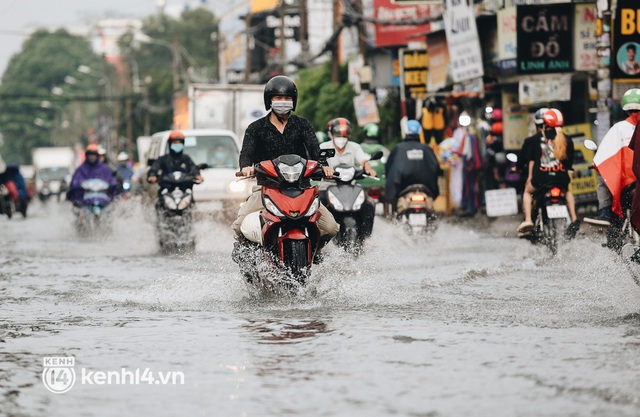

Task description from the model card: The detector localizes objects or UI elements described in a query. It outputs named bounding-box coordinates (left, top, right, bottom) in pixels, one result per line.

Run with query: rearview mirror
left=506, top=153, right=518, bottom=163
left=147, top=158, right=156, bottom=166
left=197, top=163, right=209, bottom=170
left=369, top=151, right=384, bottom=161
left=584, top=139, right=598, bottom=151
left=319, top=149, right=336, bottom=159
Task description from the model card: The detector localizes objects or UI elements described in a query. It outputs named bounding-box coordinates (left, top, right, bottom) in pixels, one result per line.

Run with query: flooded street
left=1, top=201, right=640, bottom=417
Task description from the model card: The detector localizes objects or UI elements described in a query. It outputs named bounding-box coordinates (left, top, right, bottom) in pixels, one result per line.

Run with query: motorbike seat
left=399, top=184, right=433, bottom=197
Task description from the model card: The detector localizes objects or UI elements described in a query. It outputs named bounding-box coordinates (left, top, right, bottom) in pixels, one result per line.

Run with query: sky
left=0, top=0, right=246, bottom=78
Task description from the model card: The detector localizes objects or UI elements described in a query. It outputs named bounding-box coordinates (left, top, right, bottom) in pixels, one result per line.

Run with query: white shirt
left=320, top=141, right=370, bottom=168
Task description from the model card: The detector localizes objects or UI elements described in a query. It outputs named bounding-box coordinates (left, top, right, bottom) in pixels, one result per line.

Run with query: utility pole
left=331, top=0, right=340, bottom=83
left=279, top=0, right=286, bottom=74
left=300, top=0, right=309, bottom=56
left=353, top=0, right=367, bottom=65
left=245, top=13, right=252, bottom=83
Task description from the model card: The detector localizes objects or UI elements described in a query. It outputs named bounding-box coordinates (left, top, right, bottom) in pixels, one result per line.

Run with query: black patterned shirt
left=239, top=114, right=320, bottom=170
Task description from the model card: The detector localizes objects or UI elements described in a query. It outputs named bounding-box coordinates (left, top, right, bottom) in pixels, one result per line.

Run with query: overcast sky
left=0, top=0, right=245, bottom=78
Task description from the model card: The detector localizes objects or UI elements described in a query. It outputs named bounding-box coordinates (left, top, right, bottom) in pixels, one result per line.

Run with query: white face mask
left=333, top=137, right=348, bottom=149
left=271, top=100, right=294, bottom=117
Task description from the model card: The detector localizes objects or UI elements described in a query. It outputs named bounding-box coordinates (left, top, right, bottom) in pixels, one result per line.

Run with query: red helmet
left=168, top=131, right=185, bottom=142
left=85, top=143, right=100, bottom=154
left=542, top=108, right=564, bottom=127
left=327, top=117, right=352, bottom=139
left=490, top=121, right=503, bottom=135
left=491, top=108, right=503, bottom=122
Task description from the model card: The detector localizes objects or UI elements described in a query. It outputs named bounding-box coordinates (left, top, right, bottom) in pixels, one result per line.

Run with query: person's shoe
left=584, top=207, right=612, bottom=227
left=565, top=220, right=581, bottom=239
left=517, top=220, right=534, bottom=233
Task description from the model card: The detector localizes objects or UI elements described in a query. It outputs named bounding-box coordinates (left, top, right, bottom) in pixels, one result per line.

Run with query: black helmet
left=263, top=75, right=298, bottom=111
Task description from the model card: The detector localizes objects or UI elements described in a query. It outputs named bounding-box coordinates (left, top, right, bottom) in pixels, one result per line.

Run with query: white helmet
left=117, top=152, right=129, bottom=162
left=534, top=107, right=549, bottom=125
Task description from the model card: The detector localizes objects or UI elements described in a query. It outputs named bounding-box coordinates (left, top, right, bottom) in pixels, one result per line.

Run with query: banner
left=426, top=31, right=450, bottom=92
left=494, top=7, right=517, bottom=71
left=444, top=0, right=484, bottom=83
left=399, top=48, right=428, bottom=99
left=574, top=3, right=597, bottom=71
left=517, top=3, right=574, bottom=74
left=373, top=0, right=442, bottom=47
left=611, top=0, right=640, bottom=81
left=518, top=74, right=572, bottom=105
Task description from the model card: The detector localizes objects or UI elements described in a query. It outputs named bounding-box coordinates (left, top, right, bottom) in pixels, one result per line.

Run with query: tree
left=0, top=29, right=104, bottom=163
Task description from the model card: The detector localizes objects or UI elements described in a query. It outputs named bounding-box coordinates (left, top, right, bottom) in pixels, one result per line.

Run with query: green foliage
left=0, top=29, right=104, bottom=163
left=296, top=62, right=358, bottom=138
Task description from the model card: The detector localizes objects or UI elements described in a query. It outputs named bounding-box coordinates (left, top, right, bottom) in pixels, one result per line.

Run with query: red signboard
left=374, top=0, right=442, bottom=47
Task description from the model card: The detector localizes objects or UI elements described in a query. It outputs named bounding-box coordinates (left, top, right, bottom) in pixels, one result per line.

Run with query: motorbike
left=233, top=150, right=334, bottom=293
left=75, top=178, right=113, bottom=235
left=396, top=184, right=437, bottom=235
left=320, top=151, right=383, bottom=254
left=155, top=169, right=204, bottom=253
left=0, top=182, right=15, bottom=219
left=521, top=182, right=570, bottom=255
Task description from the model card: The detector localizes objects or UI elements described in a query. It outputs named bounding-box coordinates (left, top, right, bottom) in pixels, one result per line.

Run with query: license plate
left=546, top=205, right=569, bottom=219
left=408, top=213, right=427, bottom=226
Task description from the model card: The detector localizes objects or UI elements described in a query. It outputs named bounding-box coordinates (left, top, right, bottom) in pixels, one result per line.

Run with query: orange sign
left=251, top=0, right=278, bottom=13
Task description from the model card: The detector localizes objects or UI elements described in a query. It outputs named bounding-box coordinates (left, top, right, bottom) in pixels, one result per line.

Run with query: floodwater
left=1, top=200, right=640, bottom=417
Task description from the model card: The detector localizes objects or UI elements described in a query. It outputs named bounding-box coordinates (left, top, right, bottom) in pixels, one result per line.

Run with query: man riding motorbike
left=517, top=108, right=580, bottom=238
left=66, top=144, right=119, bottom=207
left=385, top=120, right=440, bottom=213
left=584, top=88, right=640, bottom=227
left=115, top=152, right=134, bottom=182
left=147, top=131, right=204, bottom=208
left=232, top=75, right=339, bottom=262
left=320, top=117, right=377, bottom=238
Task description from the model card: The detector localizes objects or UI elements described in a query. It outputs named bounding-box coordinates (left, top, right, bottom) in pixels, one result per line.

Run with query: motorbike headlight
left=305, top=197, right=320, bottom=217
left=327, top=190, right=344, bottom=211
left=164, top=194, right=177, bottom=210
left=335, top=166, right=355, bottom=182
left=352, top=190, right=366, bottom=211
left=278, top=162, right=304, bottom=183
left=229, top=181, right=246, bottom=193
left=123, top=182, right=131, bottom=190
left=264, top=196, right=285, bottom=217
left=177, top=194, right=192, bottom=210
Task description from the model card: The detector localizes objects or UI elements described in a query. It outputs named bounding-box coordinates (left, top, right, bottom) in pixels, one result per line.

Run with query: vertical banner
left=502, top=91, right=530, bottom=151
left=517, top=3, right=574, bottom=74
left=574, top=3, right=598, bottom=71
left=426, top=31, right=451, bottom=92
left=444, top=0, right=484, bottom=83
left=399, top=48, right=428, bottom=100
left=353, top=93, right=381, bottom=127
left=612, top=0, right=640, bottom=81
left=494, top=7, right=517, bottom=71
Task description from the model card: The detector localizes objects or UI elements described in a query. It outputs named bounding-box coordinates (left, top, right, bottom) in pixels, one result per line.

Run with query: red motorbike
left=233, top=150, right=334, bottom=291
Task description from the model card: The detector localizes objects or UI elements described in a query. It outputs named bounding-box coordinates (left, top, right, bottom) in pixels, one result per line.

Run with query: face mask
left=170, top=143, right=184, bottom=153
left=544, top=128, right=557, bottom=140
left=214, top=151, right=226, bottom=160
left=333, top=137, right=348, bottom=149
left=271, top=100, right=294, bottom=117
left=87, top=155, right=98, bottom=165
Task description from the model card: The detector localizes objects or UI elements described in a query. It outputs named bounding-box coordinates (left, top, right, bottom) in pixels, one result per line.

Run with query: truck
left=173, top=84, right=267, bottom=141
left=31, top=147, right=77, bottom=202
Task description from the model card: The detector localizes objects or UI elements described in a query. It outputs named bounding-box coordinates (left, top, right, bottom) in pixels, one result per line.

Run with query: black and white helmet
left=263, top=75, right=298, bottom=111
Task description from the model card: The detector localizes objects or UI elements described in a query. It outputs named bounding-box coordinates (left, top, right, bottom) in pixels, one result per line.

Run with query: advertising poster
left=612, top=0, right=640, bottom=81
left=353, top=93, right=381, bottom=127
left=444, top=0, right=484, bottom=83
left=517, top=3, right=574, bottom=74
left=494, top=7, right=517, bottom=71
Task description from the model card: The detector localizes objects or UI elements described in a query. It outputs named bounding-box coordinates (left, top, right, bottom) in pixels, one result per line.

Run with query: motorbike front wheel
left=282, top=239, right=310, bottom=286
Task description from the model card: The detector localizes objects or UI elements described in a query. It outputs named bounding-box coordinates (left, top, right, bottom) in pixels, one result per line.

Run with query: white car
left=145, top=129, right=253, bottom=215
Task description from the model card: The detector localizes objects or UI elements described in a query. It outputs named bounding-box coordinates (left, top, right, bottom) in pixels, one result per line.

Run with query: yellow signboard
left=251, top=0, right=278, bottom=13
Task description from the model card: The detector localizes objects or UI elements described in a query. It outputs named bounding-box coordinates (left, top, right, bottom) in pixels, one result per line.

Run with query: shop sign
left=399, top=48, right=428, bottom=99
left=517, top=3, right=574, bottom=74
left=611, top=0, right=640, bottom=80
left=518, top=74, right=572, bottom=105
left=444, top=0, right=484, bottom=83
